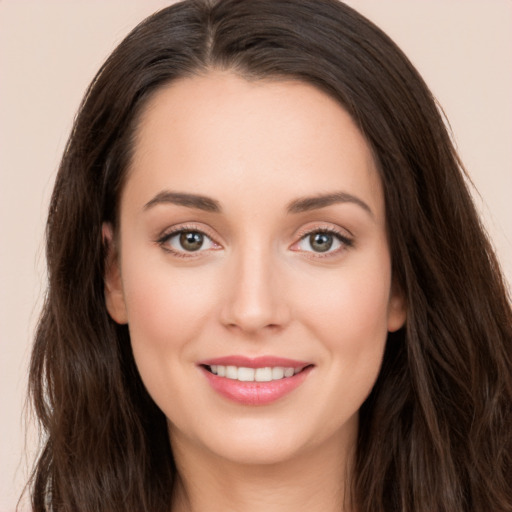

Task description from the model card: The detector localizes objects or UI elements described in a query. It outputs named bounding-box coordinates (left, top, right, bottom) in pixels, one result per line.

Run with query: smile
left=199, top=356, right=314, bottom=405
left=206, top=365, right=303, bottom=382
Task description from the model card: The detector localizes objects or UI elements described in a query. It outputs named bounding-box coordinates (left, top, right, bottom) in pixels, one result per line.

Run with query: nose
left=219, top=245, right=290, bottom=335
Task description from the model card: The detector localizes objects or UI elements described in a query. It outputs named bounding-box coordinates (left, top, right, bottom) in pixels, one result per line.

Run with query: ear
left=387, top=279, right=407, bottom=332
left=102, top=223, right=128, bottom=324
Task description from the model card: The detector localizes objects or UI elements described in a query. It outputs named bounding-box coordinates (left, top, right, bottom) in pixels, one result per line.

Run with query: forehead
left=125, top=71, right=383, bottom=217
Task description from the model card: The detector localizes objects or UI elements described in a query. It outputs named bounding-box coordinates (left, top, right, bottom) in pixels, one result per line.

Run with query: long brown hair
left=27, top=0, right=512, bottom=510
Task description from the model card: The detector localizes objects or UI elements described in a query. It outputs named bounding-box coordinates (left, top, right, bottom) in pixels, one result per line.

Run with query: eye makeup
left=156, top=223, right=222, bottom=258
left=155, top=221, right=354, bottom=261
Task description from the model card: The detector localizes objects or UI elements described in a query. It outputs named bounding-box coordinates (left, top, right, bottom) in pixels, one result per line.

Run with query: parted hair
left=27, top=0, right=512, bottom=510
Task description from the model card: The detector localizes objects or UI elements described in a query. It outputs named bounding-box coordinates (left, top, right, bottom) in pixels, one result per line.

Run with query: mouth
left=202, top=364, right=310, bottom=382
left=198, top=356, right=314, bottom=405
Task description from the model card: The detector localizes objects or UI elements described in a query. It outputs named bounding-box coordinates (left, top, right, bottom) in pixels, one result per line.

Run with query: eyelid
left=155, top=222, right=353, bottom=258
left=156, top=223, right=222, bottom=256
left=290, top=224, right=354, bottom=256
left=294, top=223, right=353, bottom=240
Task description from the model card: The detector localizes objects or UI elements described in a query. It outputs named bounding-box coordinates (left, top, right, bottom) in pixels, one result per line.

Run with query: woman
left=28, top=0, right=512, bottom=510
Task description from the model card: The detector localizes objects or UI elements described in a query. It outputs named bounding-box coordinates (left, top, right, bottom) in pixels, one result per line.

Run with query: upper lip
left=198, top=355, right=313, bottom=369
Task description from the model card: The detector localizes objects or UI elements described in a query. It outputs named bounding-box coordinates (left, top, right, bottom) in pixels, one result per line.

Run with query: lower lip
left=200, top=366, right=313, bottom=406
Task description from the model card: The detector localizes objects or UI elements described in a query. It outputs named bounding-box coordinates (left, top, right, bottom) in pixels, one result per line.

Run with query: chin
left=209, top=437, right=310, bottom=467
left=169, top=411, right=357, bottom=468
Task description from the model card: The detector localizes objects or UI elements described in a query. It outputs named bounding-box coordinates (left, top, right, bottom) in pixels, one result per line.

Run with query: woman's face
left=105, top=72, right=406, bottom=466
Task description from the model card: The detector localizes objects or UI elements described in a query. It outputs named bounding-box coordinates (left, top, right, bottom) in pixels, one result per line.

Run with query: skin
left=104, top=71, right=406, bottom=512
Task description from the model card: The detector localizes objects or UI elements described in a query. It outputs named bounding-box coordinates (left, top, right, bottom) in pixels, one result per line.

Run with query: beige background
left=1, top=1, right=510, bottom=509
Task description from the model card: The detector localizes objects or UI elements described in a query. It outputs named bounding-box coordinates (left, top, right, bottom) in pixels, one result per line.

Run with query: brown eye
left=292, top=229, right=352, bottom=256
left=179, top=231, right=204, bottom=251
left=309, top=232, right=334, bottom=253
left=159, top=228, right=219, bottom=255
left=159, top=228, right=220, bottom=256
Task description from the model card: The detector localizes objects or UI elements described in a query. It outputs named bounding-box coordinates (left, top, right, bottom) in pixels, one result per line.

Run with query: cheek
left=121, top=242, right=216, bottom=336
left=296, top=248, right=393, bottom=392
left=120, top=251, right=219, bottom=384
left=278, top=251, right=393, bottom=442
left=119, top=255, right=225, bottom=429
left=302, top=264, right=391, bottom=345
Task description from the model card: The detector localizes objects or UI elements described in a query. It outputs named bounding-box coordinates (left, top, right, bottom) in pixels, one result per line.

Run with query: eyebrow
left=287, top=192, right=373, bottom=217
left=143, top=189, right=373, bottom=217
left=143, top=191, right=222, bottom=213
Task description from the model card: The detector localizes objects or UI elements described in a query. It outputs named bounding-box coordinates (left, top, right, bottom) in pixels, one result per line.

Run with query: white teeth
left=271, top=367, right=284, bottom=380
left=226, top=366, right=238, bottom=379
left=284, top=367, right=295, bottom=378
left=208, top=365, right=302, bottom=382
left=255, top=367, right=272, bottom=382
left=237, top=367, right=255, bottom=381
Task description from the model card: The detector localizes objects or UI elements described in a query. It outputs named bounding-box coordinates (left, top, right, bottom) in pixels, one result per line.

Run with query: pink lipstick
left=198, top=356, right=313, bottom=405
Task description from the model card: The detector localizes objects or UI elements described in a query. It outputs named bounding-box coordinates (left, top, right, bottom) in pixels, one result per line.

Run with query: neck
left=170, top=428, right=356, bottom=512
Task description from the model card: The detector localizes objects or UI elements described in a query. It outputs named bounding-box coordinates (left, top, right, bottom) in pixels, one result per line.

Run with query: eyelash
left=156, top=225, right=354, bottom=258
left=292, top=226, right=354, bottom=258
left=156, top=224, right=220, bottom=259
